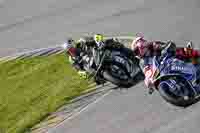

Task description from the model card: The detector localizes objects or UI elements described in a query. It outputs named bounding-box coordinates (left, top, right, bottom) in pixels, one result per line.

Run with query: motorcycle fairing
left=168, top=59, right=196, bottom=81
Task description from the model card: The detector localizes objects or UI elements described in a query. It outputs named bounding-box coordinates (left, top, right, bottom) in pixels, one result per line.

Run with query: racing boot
left=148, top=88, right=154, bottom=95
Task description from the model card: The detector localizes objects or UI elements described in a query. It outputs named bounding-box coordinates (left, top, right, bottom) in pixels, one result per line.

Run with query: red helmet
left=131, top=36, right=147, bottom=57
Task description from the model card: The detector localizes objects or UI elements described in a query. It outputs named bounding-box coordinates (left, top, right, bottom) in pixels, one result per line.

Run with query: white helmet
left=62, top=42, right=73, bottom=51
left=62, top=38, right=74, bottom=51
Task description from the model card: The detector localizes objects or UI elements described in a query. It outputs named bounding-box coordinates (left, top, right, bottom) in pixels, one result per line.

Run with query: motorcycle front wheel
left=157, top=76, right=196, bottom=107
left=102, top=61, right=134, bottom=88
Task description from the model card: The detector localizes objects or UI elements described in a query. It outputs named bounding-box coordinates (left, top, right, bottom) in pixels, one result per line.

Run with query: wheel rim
left=110, top=64, right=128, bottom=80
left=159, top=78, right=192, bottom=99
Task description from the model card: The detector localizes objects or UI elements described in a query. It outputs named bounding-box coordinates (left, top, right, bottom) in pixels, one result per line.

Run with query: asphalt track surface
left=1, top=0, right=200, bottom=132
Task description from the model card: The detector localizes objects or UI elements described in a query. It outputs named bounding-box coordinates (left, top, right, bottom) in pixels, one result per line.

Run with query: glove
left=78, top=71, right=88, bottom=79
left=68, top=56, right=74, bottom=64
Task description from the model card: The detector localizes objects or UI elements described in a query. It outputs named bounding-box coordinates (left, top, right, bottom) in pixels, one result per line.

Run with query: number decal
left=114, top=56, right=126, bottom=64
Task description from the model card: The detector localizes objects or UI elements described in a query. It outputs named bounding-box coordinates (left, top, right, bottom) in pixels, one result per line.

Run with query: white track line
left=48, top=89, right=114, bottom=133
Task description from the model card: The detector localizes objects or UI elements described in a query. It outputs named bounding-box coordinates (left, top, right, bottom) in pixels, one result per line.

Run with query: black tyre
left=102, top=61, right=134, bottom=88
left=103, top=70, right=133, bottom=88
left=157, top=76, right=196, bottom=107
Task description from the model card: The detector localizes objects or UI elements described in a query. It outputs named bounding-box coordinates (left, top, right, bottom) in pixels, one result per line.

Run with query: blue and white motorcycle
left=147, top=46, right=200, bottom=107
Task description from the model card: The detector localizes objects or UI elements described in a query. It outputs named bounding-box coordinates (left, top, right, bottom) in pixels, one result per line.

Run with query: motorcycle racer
left=63, top=34, right=125, bottom=84
left=176, top=42, right=200, bottom=65
left=63, top=37, right=95, bottom=79
left=131, top=36, right=200, bottom=92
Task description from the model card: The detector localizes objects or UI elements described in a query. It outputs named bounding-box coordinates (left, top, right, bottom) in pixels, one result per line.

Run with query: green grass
left=0, top=53, right=93, bottom=133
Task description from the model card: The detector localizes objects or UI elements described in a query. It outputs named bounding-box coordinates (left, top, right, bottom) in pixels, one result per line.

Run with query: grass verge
left=0, top=53, right=94, bottom=133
